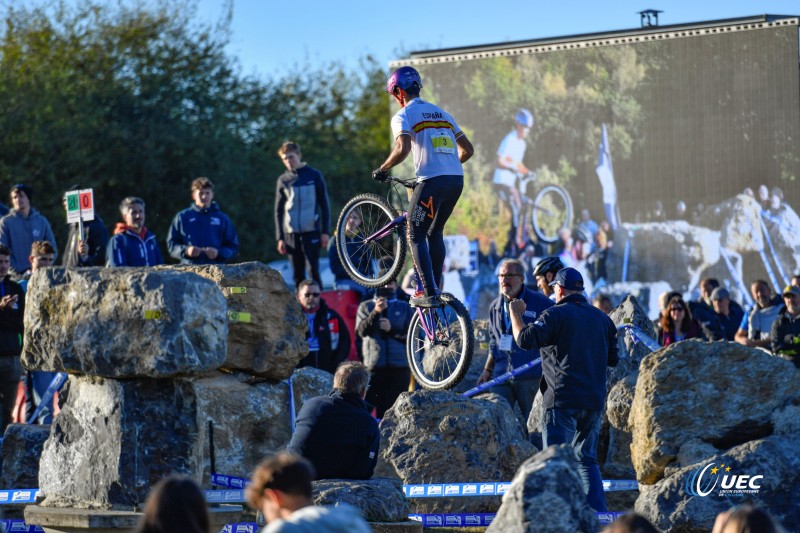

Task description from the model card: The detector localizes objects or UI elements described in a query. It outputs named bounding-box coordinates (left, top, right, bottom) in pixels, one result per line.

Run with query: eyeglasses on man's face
left=497, top=273, right=521, bottom=279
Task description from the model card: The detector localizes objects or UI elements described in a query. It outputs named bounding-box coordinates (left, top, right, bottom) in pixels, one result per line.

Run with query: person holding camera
left=356, top=275, right=413, bottom=418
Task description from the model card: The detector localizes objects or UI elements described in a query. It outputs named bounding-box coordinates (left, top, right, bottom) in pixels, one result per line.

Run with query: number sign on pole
left=65, top=189, right=95, bottom=223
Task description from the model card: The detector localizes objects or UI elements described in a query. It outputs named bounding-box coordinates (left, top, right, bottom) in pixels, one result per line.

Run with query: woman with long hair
left=657, top=296, right=702, bottom=346
left=136, top=476, right=210, bottom=533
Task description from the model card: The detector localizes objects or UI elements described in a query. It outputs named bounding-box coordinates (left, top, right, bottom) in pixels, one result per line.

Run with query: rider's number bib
left=431, top=132, right=456, bottom=154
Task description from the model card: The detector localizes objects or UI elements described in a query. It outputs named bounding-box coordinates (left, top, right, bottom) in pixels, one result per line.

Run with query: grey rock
left=629, top=340, right=799, bottom=484
left=606, top=373, right=637, bottom=433
left=487, top=445, right=600, bottom=533
left=22, top=268, right=227, bottom=378
left=1, top=424, right=50, bottom=489
left=192, top=367, right=333, bottom=481
left=39, top=376, right=202, bottom=509
left=608, top=295, right=656, bottom=388
left=635, top=436, right=798, bottom=532
left=525, top=390, right=544, bottom=440
left=313, top=478, right=408, bottom=522
left=161, top=262, right=307, bottom=380
left=696, top=194, right=763, bottom=253
left=380, top=390, right=535, bottom=513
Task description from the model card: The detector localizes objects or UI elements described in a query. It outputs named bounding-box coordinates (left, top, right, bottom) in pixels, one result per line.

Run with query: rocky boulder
left=603, top=374, right=638, bottom=480
left=635, top=436, right=799, bottom=532
left=39, top=375, right=203, bottom=509
left=380, top=390, right=536, bottom=513
left=629, top=340, right=799, bottom=484
left=696, top=194, right=763, bottom=253
left=608, top=295, right=657, bottom=385
left=1, top=424, right=50, bottom=490
left=22, top=268, right=227, bottom=378
left=161, top=262, right=307, bottom=379
left=487, top=445, right=599, bottom=533
left=193, top=367, right=333, bottom=480
left=313, top=478, right=408, bottom=522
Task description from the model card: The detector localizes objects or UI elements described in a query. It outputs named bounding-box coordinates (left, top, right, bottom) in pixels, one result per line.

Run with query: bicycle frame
left=361, top=207, right=452, bottom=344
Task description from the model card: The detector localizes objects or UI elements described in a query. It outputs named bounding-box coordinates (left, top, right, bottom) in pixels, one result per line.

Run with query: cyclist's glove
left=372, top=167, right=389, bottom=182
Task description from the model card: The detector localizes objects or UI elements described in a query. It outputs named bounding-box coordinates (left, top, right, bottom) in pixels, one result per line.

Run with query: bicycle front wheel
left=531, top=185, right=573, bottom=243
left=335, top=194, right=406, bottom=288
left=406, top=294, right=474, bottom=390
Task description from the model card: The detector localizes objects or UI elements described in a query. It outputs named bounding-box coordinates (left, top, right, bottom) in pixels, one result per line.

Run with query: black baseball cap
left=548, top=267, right=584, bottom=291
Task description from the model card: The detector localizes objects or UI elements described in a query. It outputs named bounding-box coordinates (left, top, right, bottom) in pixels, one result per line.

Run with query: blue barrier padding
left=461, top=358, right=542, bottom=398
left=409, top=512, right=626, bottom=527
left=286, top=376, right=296, bottom=434
left=26, top=372, right=68, bottom=425
left=219, top=523, right=259, bottom=533
left=205, top=490, right=246, bottom=504
left=212, top=473, right=639, bottom=496
left=617, top=324, right=661, bottom=353
left=2, top=520, right=44, bottom=532
left=0, top=489, right=40, bottom=504
left=212, top=473, right=249, bottom=489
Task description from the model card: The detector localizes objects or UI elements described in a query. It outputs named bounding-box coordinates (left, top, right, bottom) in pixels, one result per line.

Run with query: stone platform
left=24, top=504, right=242, bottom=533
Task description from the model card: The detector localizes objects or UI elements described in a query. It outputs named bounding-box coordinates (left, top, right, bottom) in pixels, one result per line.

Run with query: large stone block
left=629, top=340, right=799, bottom=485
left=1, top=424, right=50, bottom=490
left=161, top=262, right=307, bottom=379
left=487, top=445, right=599, bottom=533
left=22, top=268, right=227, bottom=378
left=380, top=390, right=536, bottom=514
left=313, top=478, right=408, bottom=522
left=38, top=376, right=203, bottom=510
left=635, top=436, right=799, bottom=532
left=192, top=367, right=333, bottom=480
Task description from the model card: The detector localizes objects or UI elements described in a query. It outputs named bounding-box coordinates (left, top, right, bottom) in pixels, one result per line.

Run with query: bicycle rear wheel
left=531, top=185, right=573, bottom=243
left=406, top=293, right=474, bottom=390
left=335, top=194, right=406, bottom=288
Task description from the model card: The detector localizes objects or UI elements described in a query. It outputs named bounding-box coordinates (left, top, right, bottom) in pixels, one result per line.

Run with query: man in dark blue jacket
left=478, top=259, right=552, bottom=438
left=287, top=361, right=379, bottom=480
left=167, top=177, right=239, bottom=265
left=510, top=267, right=618, bottom=513
left=106, top=197, right=163, bottom=267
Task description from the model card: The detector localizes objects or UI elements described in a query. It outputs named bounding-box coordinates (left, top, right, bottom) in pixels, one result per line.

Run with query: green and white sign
left=65, top=188, right=95, bottom=223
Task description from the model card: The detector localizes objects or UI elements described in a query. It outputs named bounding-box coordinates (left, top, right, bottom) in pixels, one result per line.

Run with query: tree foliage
left=0, top=0, right=391, bottom=262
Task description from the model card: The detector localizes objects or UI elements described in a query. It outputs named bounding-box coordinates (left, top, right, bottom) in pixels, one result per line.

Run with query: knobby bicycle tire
left=335, top=194, right=407, bottom=288
left=531, top=185, right=573, bottom=243
left=406, top=293, right=474, bottom=390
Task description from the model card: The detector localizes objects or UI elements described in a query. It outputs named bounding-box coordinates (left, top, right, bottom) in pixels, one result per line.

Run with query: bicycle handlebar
left=385, top=175, right=416, bottom=189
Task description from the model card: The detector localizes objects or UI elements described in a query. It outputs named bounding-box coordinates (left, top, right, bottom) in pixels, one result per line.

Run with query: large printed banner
left=398, top=20, right=800, bottom=314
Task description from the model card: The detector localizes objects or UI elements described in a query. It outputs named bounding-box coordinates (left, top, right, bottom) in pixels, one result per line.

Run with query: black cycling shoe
left=410, top=294, right=443, bottom=308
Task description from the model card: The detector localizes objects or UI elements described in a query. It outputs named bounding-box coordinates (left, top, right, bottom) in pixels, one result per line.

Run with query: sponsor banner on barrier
left=2, top=520, right=44, bottom=532
left=402, top=479, right=637, bottom=498
left=205, top=490, right=246, bottom=504
left=408, top=512, right=625, bottom=527
left=212, top=473, right=250, bottom=489
left=0, top=489, right=40, bottom=504
left=409, top=514, right=495, bottom=527
left=219, top=523, right=259, bottom=533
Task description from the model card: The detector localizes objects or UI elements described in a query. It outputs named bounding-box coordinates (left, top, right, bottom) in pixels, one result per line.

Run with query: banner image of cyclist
left=372, top=66, right=474, bottom=308
left=493, top=109, right=534, bottom=256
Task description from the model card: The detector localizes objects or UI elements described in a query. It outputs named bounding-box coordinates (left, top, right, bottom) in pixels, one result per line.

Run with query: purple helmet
left=386, top=66, right=422, bottom=94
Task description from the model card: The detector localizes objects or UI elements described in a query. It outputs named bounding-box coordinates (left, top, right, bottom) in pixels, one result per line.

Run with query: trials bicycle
left=334, top=176, right=474, bottom=390
left=496, top=171, right=573, bottom=244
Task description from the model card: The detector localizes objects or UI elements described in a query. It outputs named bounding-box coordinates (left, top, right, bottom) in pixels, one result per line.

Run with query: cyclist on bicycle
left=373, top=66, right=474, bottom=308
left=493, top=109, right=534, bottom=254
left=532, top=256, right=565, bottom=301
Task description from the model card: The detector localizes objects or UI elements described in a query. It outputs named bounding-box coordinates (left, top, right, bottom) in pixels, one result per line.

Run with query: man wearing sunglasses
left=295, top=280, right=350, bottom=374
left=478, top=259, right=552, bottom=442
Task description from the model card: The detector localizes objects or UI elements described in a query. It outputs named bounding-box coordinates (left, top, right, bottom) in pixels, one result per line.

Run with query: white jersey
left=493, top=130, right=527, bottom=187
left=390, top=98, right=464, bottom=181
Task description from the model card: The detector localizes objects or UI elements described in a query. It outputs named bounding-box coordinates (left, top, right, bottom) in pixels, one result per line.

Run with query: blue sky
left=193, top=0, right=800, bottom=78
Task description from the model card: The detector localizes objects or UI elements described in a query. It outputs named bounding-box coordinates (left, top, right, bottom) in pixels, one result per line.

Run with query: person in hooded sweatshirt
left=106, top=197, right=163, bottom=267
left=0, top=184, right=58, bottom=276
left=167, top=177, right=238, bottom=264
